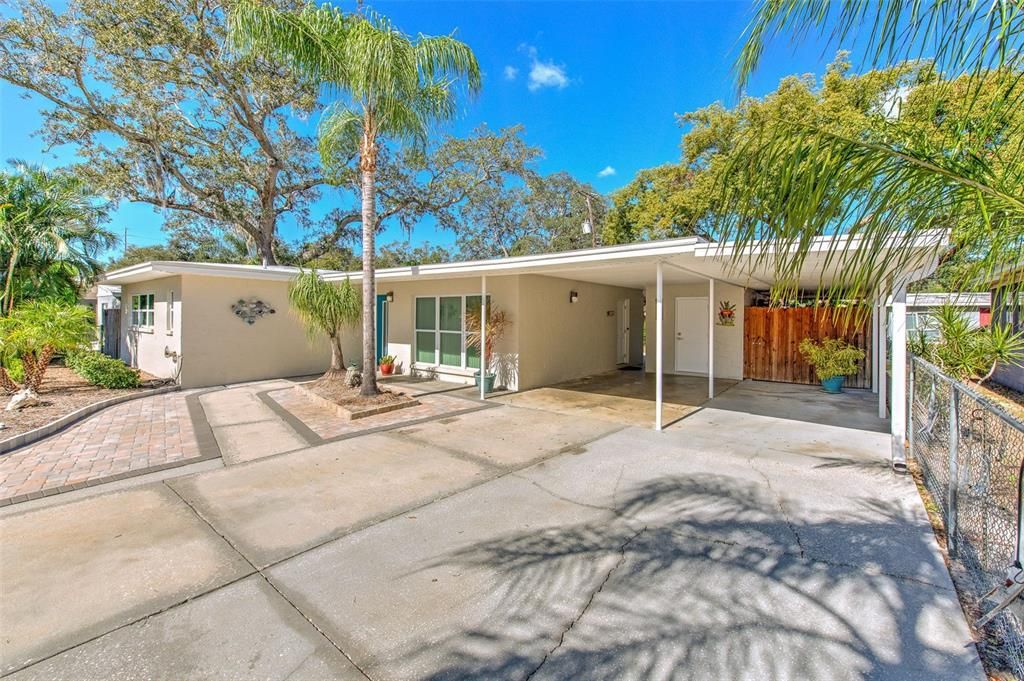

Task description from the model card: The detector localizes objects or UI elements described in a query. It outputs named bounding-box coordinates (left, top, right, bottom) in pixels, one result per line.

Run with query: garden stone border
left=293, top=383, right=420, bottom=420
left=0, top=384, right=182, bottom=455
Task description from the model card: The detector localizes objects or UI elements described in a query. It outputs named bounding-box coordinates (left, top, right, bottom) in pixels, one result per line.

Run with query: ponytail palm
left=229, top=2, right=481, bottom=395
left=723, top=1, right=1024, bottom=302
left=288, top=270, right=359, bottom=381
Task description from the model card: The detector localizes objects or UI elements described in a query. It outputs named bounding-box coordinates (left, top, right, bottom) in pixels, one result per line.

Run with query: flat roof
left=103, top=232, right=948, bottom=292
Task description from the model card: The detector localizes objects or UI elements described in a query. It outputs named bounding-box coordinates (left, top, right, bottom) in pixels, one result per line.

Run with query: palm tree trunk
left=3, top=248, right=19, bottom=315
left=360, top=150, right=379, bottom=396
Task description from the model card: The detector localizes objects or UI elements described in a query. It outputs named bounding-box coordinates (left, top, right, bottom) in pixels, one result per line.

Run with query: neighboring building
left=905, top=292, right=991, bottom=339
left=102, top=233, right=945, bottom=449
left=79, top=284, right=121, bottom=352
left=991, top=265, right=1024, bottom=392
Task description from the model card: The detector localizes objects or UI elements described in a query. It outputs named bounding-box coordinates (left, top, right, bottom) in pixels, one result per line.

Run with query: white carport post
left=871, top=295, right=880, bottom=395
left=890, top=283, right=909, bottom=470
left=878, top=293, right=889, bottom=419
left=655, top=261, right=664, bottom=431
left=480, top=275, right=487, bottom=400
left=708, top=278, right=715, bottom=399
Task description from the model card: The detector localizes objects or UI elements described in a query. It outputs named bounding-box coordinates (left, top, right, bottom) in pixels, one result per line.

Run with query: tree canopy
left=722, top=0, right=1024, bottom=300
left=0, top=160, right=114, bottom=314
left=0, top=0, right=325, bottom=266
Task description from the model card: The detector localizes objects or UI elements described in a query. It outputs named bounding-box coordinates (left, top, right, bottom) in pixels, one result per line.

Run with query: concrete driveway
left=0, top=380, right=982, bottom=680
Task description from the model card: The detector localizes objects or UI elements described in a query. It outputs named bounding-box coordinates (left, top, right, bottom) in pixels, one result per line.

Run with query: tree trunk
left=3, top=248, right=19, bottom=315
left=258, top=218, right=277, bottom=267
left=322, top=332, right=347, bottom=381
left=26, top=346, right=54, bottom=392
left=0, top=366, right=19, bottom=394
left=360, top=156, right=379, bottom=396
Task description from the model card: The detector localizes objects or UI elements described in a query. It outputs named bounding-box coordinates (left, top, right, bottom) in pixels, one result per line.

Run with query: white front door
left=675, top=297, right=709, bottom=373
left=618, top=298, right=630, bottom=364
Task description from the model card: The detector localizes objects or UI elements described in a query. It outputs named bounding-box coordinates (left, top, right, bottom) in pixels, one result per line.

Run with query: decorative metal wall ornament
left=231, top=298, right=276, bottom=325
left=717, top=300, right=736, bottom=326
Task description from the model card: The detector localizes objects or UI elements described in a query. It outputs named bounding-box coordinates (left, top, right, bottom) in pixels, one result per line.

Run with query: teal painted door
left=376, top=294, right=388, bottom=362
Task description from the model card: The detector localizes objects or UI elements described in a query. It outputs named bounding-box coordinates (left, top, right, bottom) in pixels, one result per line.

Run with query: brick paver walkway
left=268, top=387, right=480, bottom=440
left=0, top=391, right=209, bottom=504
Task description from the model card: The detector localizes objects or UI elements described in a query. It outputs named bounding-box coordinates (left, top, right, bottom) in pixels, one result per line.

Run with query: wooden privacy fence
left=743, top=306, right=872, bottom=388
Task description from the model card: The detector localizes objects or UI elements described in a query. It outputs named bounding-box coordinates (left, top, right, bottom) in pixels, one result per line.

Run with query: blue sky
left=0, top=0, right=838, bottom=257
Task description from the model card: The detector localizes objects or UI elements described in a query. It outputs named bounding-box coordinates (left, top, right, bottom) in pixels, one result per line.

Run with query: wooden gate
left=743, top=307, right=872, bottom=388
left=101, top=307, right=120, bottom=359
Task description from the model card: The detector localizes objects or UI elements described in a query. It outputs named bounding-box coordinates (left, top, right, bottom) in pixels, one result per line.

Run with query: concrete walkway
left=0, top=380, right=983, bottom=680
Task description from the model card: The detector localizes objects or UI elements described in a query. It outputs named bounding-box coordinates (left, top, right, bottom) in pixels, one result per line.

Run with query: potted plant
left=465, top=304, right=512, bottom=393
left=799, top=337, right=865, bottom=394
left=378, top=354, right=397, bottom=376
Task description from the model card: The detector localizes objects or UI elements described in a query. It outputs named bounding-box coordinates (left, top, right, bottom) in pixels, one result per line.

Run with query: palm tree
left=0, top=301, right=94, bottom=406
left=0, top=160, right=114, bottom=315
left=288, top=270, right=360, bottom=381
left=228, top=2, right=481, bottom=395
left=718, top=0, right=1024, bottom=302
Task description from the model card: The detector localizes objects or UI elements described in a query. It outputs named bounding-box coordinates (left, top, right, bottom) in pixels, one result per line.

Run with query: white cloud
left=519, top=45, right=569, bottom=91
left=597, top=166, right=616, bottom=178
left=503, top=65, right=519, bottom=81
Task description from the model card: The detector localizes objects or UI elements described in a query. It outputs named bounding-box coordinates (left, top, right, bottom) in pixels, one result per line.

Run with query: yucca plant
left=288, top=270, right=359, bottom=382
left=918, top=304, right=1024, bottom=383
left=229, top=1, right=481, bottom=396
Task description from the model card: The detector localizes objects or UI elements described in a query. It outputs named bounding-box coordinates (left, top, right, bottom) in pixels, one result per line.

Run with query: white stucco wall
left=517, top=274, right=644, bottom=390
left=643, top=281, right=747, bottom=380
left=120, top=277, right=182, bottom=381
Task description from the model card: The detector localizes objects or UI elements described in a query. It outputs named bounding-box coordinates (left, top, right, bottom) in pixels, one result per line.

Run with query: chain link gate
left=909, top=356, right=1024, bottom=676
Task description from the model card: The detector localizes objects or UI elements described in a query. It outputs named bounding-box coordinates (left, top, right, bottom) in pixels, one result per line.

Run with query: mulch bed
left=0, top=366, right=162, bottom=439
left=975, top=381, right=1024, bottom=422
left=301, top=378, right=419, bottom=419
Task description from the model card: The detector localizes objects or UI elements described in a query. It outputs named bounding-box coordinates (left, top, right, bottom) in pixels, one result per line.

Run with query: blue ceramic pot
left=821, top=376, right=846, bottom=394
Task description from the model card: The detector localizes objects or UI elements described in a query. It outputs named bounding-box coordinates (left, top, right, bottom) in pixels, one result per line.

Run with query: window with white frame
left=167, top=291, right=175, bottom=333
left=414, top=295, right=489, bottom=369
left=131, top=293, right=155, bottom=328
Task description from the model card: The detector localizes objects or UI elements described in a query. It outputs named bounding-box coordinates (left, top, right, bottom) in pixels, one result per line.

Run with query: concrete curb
left=0, top=384, right=182, bottom=455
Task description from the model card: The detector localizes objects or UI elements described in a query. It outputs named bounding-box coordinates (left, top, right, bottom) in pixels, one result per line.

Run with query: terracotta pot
left=380, top=363, right=395, bottom=376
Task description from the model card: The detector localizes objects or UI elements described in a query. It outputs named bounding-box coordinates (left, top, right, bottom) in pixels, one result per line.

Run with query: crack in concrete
left=515, top=474, right=622, bottom=515
left=524, top=526, right=647, bottom=681
left=747, top=455, right=806, bottom=560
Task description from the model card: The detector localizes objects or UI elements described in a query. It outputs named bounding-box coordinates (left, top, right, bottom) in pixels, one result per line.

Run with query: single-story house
left=102, top=233, right=946, bottom=454
left=990, top=264, right=1024, bottom=392
left=902, top=292, right=991, bottom=337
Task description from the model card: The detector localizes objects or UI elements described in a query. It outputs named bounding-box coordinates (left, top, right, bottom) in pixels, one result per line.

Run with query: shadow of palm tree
left=400, top=474, right=977, bottom=681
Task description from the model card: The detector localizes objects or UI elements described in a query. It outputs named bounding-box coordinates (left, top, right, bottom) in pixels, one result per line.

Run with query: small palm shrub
left=799, top=338, right=866, bottom=381
left=915, top=305, right=1024, bottom=383
left=0, top=301, right=94, bottom=400
left=66, top=350, right=141, bottom=389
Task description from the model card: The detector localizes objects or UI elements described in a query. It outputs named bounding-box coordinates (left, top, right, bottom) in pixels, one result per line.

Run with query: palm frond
left=228, top=0, right=351, bottom=90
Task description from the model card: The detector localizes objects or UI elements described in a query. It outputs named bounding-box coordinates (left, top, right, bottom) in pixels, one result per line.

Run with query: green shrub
left=799, top=337, right=866, bottom=381
left=66, top=350, right=141, bottom=389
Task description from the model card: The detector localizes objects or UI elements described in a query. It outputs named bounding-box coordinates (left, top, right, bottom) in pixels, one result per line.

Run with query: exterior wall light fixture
left=569, top=291, right=579, bottom=304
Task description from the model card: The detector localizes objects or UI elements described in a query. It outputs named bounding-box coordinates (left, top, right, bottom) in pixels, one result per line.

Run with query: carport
left=329, top=232, right=946, bottom=460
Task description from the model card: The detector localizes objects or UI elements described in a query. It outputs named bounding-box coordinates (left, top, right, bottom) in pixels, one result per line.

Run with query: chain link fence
left=909, top=356, right=1024, bottom=677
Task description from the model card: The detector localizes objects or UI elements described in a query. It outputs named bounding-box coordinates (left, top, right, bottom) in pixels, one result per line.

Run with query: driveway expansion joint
left=161, top=480, right=375, bottom=681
